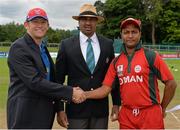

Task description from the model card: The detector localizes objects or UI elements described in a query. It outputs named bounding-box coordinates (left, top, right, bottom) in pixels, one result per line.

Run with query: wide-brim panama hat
left=72, top=3, right=104, bottom=23
left=120, top=17, right=141, bottom=30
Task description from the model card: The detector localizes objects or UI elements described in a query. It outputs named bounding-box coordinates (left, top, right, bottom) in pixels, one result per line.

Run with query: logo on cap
left=26, top=8, right=48, bottom=22
left=34, top=9, right=41, bottom=15
left=120, top=17, right=141, bottom=30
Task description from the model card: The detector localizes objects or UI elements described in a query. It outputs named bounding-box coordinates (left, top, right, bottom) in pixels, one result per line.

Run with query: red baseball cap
left=120, top=17, right=141, bottom=30
left=26, top=8, right=48, bottom=22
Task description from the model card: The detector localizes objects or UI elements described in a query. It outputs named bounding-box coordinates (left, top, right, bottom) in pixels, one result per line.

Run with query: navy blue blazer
left=7, top=33, right=73, bottom=129
left=56, top=34, right=120, bottom=118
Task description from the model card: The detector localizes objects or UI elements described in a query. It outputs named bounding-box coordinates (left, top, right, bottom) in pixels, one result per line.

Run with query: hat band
left=79, top=11, right=97, bottom=16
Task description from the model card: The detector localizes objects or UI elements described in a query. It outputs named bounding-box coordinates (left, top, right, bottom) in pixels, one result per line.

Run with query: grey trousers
left=67, top=117, right=108, bottom=129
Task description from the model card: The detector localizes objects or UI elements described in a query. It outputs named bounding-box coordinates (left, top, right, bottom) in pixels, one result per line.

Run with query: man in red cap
left=7, top=7, right=86, bottom=129
left=84, top=17, right=177, bottom=129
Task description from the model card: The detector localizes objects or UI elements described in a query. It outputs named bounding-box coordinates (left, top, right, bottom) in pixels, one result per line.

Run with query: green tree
left=158, top=0, right=180, bottom=43
left=141, top=0, right=162, bottom=44
left=0, top=25, right=8, bottom=41
left=95, top=0, right=144, bottom=39
left=95, top=0, right=179, bottom=44
left=0, top=23, right=73, bottom=43
left=47, top=28, right=72, bottom=43
left=0, top=22, right=26, bottom=42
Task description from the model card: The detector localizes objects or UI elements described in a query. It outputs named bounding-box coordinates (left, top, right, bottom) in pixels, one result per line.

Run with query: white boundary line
left=170, top=112, right=180, bottom=123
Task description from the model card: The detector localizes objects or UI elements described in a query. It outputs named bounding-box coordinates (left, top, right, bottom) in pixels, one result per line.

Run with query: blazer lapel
left=24, top=34, right=46, bottom=72
left=73, top=36, right=91, bottom=74
left=93, top=36, right=106, bottom=73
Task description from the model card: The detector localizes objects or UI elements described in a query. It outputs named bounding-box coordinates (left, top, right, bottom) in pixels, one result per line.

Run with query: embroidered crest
left=106, top=57, right=109, bottom=63
left=134, top=65, right=141, bottom=73
left=117, top=65, right=123, bottom=76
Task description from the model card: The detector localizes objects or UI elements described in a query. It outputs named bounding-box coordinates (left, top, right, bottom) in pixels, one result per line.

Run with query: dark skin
left=56, top=16, right=120, bottom=128
left=121, top=24, right=141, bottom=56
left=57, top=16, right=99, bottom=128
left=78, top=17, right=98, bottom=38
left=85, top=23, right=177, bottom=120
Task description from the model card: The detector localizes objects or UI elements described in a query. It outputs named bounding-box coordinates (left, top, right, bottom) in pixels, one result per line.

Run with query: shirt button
left=91, top=88, right=94, bottom=91
left=91, top=76, right=93, bottom=79
left=52, top=101, right=55, bottom=104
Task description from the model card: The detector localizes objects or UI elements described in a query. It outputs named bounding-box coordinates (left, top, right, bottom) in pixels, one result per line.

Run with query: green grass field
left=0, top=46, right=10, bottom=52
left=0, top=58, right=9, bottom=109
left=0, top=56, right=180, bottom=128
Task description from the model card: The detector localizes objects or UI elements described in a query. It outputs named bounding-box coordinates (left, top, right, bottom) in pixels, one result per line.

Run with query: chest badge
left=117, top=65, right=123, bottom=76
left=106, top=57, right=109, bottom=63
left=134, top=65, right=141, bottom=73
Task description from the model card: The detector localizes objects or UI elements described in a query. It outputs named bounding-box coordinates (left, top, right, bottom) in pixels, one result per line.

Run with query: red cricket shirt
left=103, top=44, right=174, bottom=108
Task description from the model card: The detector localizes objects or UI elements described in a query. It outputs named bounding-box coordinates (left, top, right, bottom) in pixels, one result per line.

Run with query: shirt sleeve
left=154, top=52, right=174, bottom=82
left=103, top=59, right=117, bottom=87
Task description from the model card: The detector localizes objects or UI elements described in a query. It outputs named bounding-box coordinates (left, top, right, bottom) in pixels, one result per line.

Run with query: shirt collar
left=80, top=31, right=98, bottom=44
left=121, top=42, right=142, bottom=54
left=39, top=41, right=46, bottom=51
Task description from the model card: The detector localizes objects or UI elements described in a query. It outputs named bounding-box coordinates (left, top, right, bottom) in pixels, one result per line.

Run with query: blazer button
left=91, top=76, right=93, bottom=79
left=61, top=99, right=65, bottom=102
left=91, top=88, right=94, bottom=91
left=52, top=101, right=55, bottom=104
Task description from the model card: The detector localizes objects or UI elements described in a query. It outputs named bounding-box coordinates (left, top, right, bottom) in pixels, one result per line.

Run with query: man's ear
left=139, top=31, right=142, bottom=36
left=24, top=22, right=28, bottom=29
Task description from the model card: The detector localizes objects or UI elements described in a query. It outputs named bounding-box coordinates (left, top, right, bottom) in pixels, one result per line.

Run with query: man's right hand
left=72, top=87, right=86, bottom=103
left=110, top=105, right=119, bottom=122
left=57, top=111, right=69, bottom=128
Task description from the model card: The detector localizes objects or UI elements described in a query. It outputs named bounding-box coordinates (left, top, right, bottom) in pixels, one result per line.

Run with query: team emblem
left=117, top=65, right=123, bottom=76
left=35, top=9, right=41, bottom=15
left=106, top=57, right=109, bottom=63
left=134, top=65, right=141, bottom=73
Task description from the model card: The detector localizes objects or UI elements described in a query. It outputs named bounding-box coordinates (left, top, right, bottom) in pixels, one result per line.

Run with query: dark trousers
left=67, top=117, right=108, bottom=129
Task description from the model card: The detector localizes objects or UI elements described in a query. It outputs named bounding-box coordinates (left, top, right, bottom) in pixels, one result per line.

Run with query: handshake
left=72, top=87, right=87, bottom=104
